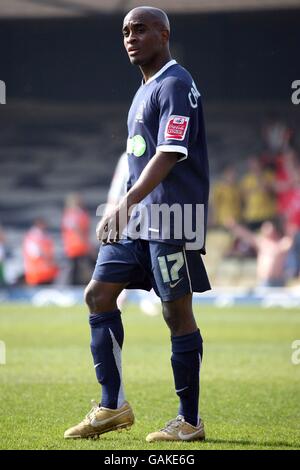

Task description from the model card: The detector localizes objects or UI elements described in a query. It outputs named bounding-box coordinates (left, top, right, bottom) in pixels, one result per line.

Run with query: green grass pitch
left=0, top=303, right=299, bottom=450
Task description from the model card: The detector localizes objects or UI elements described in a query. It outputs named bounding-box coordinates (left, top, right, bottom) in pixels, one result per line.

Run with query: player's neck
left=140, top=52, right=173, bottom=83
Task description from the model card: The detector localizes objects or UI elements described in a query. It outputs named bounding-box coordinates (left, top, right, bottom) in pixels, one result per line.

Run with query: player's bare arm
left=96, top=150, right=181, bottom=243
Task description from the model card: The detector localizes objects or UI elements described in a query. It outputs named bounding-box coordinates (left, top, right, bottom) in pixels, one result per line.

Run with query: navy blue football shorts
left=92, top=239, right=211, bottom=302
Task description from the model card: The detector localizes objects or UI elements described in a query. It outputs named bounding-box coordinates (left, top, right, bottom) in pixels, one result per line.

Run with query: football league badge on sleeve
left=165, top=115, right=189, bottom=141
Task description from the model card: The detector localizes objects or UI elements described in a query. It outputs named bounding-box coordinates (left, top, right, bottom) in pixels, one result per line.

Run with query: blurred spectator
left=212, top=166, right=241, bottom=228
left=104, top=152, right=130, bottom=309
left=23, top=219, right=59, bottom=286
left=0, top=226, right=6, bottom=286
left=261, top=120, right=294, bottom=167
left=240, top=157, right=276, bottom=231
left=284, top=168, right=300, bottom=279
left=273, top=150, right=299, bottom=216
left=261, top=120, right=299, bottom=217
left=106, top=152, right=129, bottom=209
left=62, top=193, right=92, bottom=285
left=227, top=220, right=293, bottom=287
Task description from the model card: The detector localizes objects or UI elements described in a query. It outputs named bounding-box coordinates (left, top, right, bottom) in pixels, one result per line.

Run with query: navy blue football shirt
left=125, top=60, right=209, bottom=252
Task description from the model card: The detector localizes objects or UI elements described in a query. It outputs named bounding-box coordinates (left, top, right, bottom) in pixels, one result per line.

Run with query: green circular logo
left=132, top=135, right=146, bottom=157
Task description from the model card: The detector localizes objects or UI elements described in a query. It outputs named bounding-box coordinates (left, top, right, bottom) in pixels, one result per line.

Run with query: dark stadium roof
left=0, top=0, right=299, bottom=18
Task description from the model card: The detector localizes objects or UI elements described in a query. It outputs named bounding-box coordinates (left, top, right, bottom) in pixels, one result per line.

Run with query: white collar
left=143, top=59, right=177, bottom=85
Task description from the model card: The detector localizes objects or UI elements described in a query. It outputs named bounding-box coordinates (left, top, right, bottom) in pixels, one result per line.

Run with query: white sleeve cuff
left=156, top=145, right=188, bottom=162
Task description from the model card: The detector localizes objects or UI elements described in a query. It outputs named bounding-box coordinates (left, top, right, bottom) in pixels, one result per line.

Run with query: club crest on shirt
left=135, top=101, right=146, bottom=122
left=165, top=115, right=189, bottom=141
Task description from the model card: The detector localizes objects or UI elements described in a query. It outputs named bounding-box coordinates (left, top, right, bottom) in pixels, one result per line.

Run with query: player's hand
left=96, top=199, right=130, bottom=244
left=96, top=212, right=118, bottom=244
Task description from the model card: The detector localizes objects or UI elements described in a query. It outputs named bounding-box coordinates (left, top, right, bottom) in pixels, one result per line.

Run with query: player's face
left=122, top=13, right=166, bottom=66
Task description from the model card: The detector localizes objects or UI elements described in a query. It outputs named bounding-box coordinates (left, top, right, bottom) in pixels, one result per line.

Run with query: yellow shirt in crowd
left=212, top=182, right=241, bottom=226
left=240, top=171, right=276, bottom=223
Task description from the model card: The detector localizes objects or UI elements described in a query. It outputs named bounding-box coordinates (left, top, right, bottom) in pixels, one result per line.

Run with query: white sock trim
left=109, top=328, right=125, bottom=408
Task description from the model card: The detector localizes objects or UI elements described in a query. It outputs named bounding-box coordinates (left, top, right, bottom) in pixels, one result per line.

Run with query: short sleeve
left=156, top=77, right=192, bottom=162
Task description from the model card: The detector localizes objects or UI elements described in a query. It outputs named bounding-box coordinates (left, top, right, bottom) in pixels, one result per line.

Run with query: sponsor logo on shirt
left=126, top=135, right=147, bottom=157
left=165, top=115, right=189, bottom=141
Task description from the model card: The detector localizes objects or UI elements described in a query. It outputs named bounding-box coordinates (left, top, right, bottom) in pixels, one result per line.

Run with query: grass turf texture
left=0, top=303, right=299, bottom=450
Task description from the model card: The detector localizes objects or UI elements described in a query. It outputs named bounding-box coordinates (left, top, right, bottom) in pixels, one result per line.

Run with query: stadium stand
left=0, top=0, right=299, bottom=18
left=1, top=100, right=299, bottom=286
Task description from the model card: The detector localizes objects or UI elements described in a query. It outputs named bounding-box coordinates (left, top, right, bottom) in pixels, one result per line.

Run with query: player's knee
left=84, top=283, right=117, bottom=313
left=84, top=284, right=104, bottom=312
left=162, top=303, right=177, bottom=331
left=162, top=300, right=196, bottom=336
left=84, top=285, right=96, bottom=311
left=162, top=302, right=170, bottom=322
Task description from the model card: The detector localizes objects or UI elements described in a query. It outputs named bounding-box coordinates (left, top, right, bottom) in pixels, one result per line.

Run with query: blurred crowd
left=211, top=120, right=300, bottom=287
left=0, top=193, right=95, bottom=287
left=0, top=120, right=299, bottom=289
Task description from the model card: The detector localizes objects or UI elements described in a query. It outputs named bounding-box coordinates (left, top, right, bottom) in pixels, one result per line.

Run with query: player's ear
left=161, top=29, right=170, bottom=44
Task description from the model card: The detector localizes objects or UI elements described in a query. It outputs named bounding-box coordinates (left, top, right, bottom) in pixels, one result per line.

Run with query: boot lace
left=161, top=416, right=185, bottom=434
left=83, top=400, right=99, bottom=424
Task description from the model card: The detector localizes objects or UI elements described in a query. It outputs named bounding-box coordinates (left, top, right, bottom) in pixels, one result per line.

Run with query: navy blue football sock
left=89, top=309, right=125, bottom=410
left=171, top=329, right=203, bottom=427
